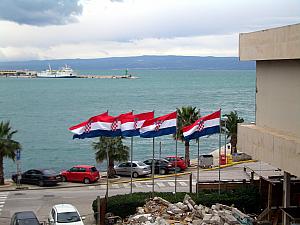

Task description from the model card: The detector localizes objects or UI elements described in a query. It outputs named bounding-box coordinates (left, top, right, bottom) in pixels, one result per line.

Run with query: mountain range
left=0, top=55, right=255, bottom=71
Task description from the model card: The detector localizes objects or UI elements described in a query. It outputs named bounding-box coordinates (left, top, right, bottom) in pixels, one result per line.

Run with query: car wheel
left=159, top=168, right=166, bottom=175
left=175, top=167, right=181, bottom=172
left=132, top=172, right=139, bottom=178
left=61, top=176, right=67, bottom=182
left=83, top=178, right=90, bottom=184
left=38, top=180, right=44, bottom=187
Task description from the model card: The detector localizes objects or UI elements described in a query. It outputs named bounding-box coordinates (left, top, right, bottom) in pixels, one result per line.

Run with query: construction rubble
left=122, top=194, right=254, bottom=225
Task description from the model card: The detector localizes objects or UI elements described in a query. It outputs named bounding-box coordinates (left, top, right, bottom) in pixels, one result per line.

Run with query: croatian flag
left=140, top=111, right=177, bottom=138
left=121, top=111, right=154, bottom=137
left=182, top=110, right=221, bottom=141
left=69, top=112, right=132, bottom=139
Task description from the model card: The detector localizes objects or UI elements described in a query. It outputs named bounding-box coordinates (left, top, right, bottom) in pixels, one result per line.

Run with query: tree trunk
left=185, top=141, right=190, bottom=167
left=230, top=134, right=238, bottom=154
left=0, top=154, right=4, bottom=185
left=107, top=157, right=116, bottom=178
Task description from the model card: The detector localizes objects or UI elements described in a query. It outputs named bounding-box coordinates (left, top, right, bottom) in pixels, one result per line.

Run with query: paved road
left=0, top=161, right=277, bottom=225
left=0, top=180, right=193, bottom=224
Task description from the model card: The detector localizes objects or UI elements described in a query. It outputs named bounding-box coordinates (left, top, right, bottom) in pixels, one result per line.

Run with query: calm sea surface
left=0, top=70, right=255, bottom=177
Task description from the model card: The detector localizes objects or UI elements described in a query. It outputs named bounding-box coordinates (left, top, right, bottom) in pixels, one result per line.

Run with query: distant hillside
left=0, top=55, right=255, bottom=70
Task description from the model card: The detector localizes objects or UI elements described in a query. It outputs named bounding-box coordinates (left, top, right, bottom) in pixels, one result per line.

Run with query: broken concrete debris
left=122, top=194, right=254, bottom=225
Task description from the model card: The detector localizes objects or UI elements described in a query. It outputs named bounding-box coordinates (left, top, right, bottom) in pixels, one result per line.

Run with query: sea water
left=0, top=69, right=255, bottom=176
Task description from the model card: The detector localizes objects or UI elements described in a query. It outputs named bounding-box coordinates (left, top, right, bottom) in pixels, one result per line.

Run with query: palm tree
left=223, top=111, right=244, bottom=154
left=93, top=137, right=129, bottom=178
left=175, top=106, right=200, bottom=167
left=0, top=121, right=21, bottom=185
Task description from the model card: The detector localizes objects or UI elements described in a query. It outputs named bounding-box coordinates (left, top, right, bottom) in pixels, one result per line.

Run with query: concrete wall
left=239, top=23, right=300, bottom=61
left=238, top=124, right=300, bottom=177
left=256, top=59, right=300, bottom=137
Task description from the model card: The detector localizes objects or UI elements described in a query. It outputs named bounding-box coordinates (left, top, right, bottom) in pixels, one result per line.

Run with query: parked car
left=10, top=211, right=41, bottom=225
left=48, top=204, right=85, bottom=225
left=164, top=156, right=187, bottom=171
left=143, top=158, right=175, bottom=175
left=12, top=169, right=60, bottom=187
left=114, top=161, right=151, bottom=178
left=60, top=165, right=100, bottom=184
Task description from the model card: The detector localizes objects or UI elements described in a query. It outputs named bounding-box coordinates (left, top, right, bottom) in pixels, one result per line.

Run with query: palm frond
left=93, top=137, right=129, bottom=164
left=174, top=106, right=200, bottom=142
left=222, top=111, right=244, bottom=153
left=0, top=121, right=21, bottom=159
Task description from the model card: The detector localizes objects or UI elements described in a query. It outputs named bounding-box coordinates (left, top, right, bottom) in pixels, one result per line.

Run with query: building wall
left=238, top=59, right=300, bottom=177
left=256, top=59, right=300, bottom=137
left=239, top=23, right=300, bottom=61
left=238, top=23, right=300, bottom=177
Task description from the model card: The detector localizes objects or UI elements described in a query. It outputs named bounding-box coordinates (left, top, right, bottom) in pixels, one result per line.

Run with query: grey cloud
left=0, top=0, right=83, bottom=26
left=110, top=0, right=124, bottom=2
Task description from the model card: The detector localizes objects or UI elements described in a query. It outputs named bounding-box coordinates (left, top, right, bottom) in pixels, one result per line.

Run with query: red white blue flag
left=120, top=111, right=154, bottom=137
left=140, top=111, right=177, bottom=138
left=182, top=110, right=221, bottom=141
left=69, top=112, right=132, bottom=139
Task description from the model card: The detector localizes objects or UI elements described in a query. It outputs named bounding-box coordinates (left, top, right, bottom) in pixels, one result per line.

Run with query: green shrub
left=92, top=187, right=260, bottom=219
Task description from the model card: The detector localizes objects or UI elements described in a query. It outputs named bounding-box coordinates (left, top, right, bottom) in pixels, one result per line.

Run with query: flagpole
left=218, top=108, right=222, bottom=195
left=174, top=111, right=178, bottom=195
left=130, top=136, right=133, bottom=195
left=106, top=140, right=109, bottom=198
left=196, top=109, right=201, bottom=196
left=130, top=110, right=134, bottom=196
left=159, top=141, right=162, bottom=159
left=152, top=137, right=155, bottom=196
left=175, top=131, right=178, bottom=195
left=197, top=137, right=200, bottom=196
left=151, top=110, right=155, bottom=196
left=224, top=117, right=227, bottom=165
left=105, top=110, right=109, bottom=199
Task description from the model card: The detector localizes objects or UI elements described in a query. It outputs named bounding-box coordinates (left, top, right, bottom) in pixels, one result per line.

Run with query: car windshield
left=90, top=167, right=98, bottom=172
left=137, top=162, right=146, bottom=166
left=42, top=169, right=56, bottom=175
left=160, top=159, right=169, bottom=163
left=165, top=157, right=174, bottom=161
left=57, top=212, right=81, bottom=223
left=18, top=218, right=40, bottom=225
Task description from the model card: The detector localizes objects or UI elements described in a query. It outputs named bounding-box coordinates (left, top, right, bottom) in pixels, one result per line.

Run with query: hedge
left=92, top=187, right=260, bottom=219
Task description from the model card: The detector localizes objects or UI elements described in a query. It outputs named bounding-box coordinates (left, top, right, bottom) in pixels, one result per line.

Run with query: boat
left=37, top=65, right=77, bottom=78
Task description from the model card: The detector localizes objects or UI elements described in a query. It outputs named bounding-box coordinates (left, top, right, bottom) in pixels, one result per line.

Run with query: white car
left=48, top=204, right=85, bottom=225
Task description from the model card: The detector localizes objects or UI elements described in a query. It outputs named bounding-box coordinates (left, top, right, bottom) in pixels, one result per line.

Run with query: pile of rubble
left=122, top=194, right=254, bottom=225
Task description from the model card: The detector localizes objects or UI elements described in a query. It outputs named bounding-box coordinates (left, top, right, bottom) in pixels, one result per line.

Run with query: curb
left=202, top=159, right=257, bottom=171
left=0, top=181, right=14, bottom=190
left=0, top=160, right=256, bottom=192
left=0, top=179, right=114, bottom=192
left=111, top=172, right=192, bottom=184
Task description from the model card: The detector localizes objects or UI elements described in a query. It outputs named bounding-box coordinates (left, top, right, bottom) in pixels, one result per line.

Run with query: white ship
left=37, top=65, right=77, bottom=78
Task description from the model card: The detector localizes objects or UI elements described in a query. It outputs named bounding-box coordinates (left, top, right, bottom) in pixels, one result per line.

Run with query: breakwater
left=0, top=73, right=138, bottom=79
left=77, top=74, right=138, bottom=79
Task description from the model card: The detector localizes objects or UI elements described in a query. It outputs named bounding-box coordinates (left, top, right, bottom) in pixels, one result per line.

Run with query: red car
left=164, top=156, right=187, bottom=171
left=60, top=165, right=100, bottom=184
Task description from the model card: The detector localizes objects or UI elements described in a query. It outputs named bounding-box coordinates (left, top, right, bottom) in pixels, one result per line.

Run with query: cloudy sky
left=0, top=0, right=299, bottom=61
